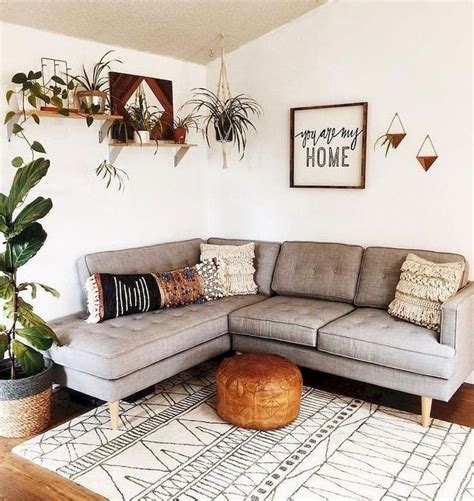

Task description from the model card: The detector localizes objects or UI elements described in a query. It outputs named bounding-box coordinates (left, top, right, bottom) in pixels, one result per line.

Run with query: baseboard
left=466, top=371, right=474, bottom=384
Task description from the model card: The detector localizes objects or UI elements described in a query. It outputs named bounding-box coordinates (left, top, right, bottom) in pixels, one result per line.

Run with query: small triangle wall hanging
left=416, top=134, right=438, bottom=171
left=374, top=112, right=406, bottom=156
left=386, top=113, right=406, bottom=148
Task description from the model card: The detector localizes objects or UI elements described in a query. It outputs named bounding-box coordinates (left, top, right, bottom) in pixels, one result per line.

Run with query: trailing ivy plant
left=4, top=69, right=66, bottom=162
left=0, top=158, right=61, bottom=379
left=4, top=66, right=127, bottom=190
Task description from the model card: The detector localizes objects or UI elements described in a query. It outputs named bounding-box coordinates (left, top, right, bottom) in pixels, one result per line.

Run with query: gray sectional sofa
left=46, top=237, right=473, bottom=429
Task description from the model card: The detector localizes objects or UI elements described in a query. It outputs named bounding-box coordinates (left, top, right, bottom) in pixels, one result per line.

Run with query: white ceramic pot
left=134, top=130, right=151, bottom=143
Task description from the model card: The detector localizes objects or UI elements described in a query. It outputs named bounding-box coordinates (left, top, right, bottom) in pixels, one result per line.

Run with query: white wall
left=206, top=0, right=473, bottom=280
left=1, top=0, right=473, bottom=325
left=0, top=23, right=208, bottom=319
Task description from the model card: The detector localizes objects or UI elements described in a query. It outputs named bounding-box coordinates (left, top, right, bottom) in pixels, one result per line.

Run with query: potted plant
left=71, top=50, right=122, bottom=114
left=171, top=112, right=199, bottom=144
left=0, top=158, right=61, bottom=438
left=125, top=84, right=164, bottom=143
left=186, top=88, right=262, bottom=159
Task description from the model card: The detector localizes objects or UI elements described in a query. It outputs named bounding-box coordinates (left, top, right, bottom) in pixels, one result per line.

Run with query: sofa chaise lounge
left=46, top=237, right=473, bottom=430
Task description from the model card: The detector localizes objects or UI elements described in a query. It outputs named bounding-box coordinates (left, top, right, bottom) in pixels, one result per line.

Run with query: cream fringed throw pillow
left=200, top=242, right=258, bottom=296
left=388, top=253, right=465, bottom=332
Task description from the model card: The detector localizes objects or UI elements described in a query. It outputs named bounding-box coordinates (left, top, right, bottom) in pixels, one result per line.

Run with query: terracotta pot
left=173, top=127, right=187, bottom=144
left=0, top=359, right=53, bottom=438
left=76, top=90, right=107, bottom=114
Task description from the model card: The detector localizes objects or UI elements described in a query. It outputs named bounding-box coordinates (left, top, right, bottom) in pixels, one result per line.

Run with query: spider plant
left=186, top=88, right=262, bottom=159
left=170, top=111, right=199, bottom=144
left=171, top=112, right=200, bottom=131
left=95, top=160, right=129, bottom=191
left=70, top=50, right=121, bottom=92
left=125, top=86, right=164, bottom=143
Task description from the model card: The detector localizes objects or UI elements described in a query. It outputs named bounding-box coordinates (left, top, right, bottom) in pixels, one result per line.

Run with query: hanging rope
left=216, top=34, right=232, bottom=168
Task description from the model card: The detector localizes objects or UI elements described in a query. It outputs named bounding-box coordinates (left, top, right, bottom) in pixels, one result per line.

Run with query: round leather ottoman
left=216, top=353, right=302, bottom=430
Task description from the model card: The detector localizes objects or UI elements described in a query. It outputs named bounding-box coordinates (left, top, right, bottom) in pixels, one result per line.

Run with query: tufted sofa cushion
left=272, top=241, right=364, bottom=303
left=47, top=295, right=265, bottom=380
left=229, top=296, right=354, bottom=346
left=355, top=246, right=468, bottom=309
left=77, top=238, right=205, bottom=290
left=318, top=308, right=456, bottom=379
left=207, top=237, right=281, bottom=296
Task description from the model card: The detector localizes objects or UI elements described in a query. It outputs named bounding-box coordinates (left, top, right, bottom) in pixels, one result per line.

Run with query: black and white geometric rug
left=14, top=361, right=473, bottom=500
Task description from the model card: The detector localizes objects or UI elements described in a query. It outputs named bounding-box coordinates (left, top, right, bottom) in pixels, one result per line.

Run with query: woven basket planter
left=0, top=359, right=53, bottom=438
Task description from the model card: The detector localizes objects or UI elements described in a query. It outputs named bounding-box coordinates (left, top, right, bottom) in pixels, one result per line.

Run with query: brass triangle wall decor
left=416, top=135, right=438, bottom=171
left=375, top=113, right=406, bottom=156
left=386, top=113, right=406, bottom=149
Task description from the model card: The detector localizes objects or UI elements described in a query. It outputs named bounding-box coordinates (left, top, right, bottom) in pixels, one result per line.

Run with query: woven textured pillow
left=200, top=242, right=258, bottom=296
left=86, top=259, right=224, bottom=323
left=388, top=253, right=465, bottom=332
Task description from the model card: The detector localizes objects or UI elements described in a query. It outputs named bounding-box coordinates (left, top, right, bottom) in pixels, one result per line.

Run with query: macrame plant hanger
left=216, top=34, right=232, bottom=168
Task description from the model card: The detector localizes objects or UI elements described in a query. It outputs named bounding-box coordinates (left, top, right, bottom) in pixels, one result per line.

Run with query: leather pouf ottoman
left=216, top=353, right=302, bottom=430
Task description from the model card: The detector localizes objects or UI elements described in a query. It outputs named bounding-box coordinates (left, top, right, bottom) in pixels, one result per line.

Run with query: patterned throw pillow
left=86, top=259, right=224, bottom=323
left=388, top=253, right=465, bottom=332
left=200, top=242, right=258, bottom=296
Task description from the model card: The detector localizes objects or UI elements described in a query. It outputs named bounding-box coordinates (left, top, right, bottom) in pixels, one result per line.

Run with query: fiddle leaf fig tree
left=0, top=158, right=61, bottom=379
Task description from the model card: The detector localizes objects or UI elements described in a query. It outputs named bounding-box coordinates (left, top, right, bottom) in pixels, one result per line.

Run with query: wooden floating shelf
left=108, top=141, right=197, bottom=167
left=14, top=110, right=123, bottom=121
left=109, top=141, right=197, bottom=148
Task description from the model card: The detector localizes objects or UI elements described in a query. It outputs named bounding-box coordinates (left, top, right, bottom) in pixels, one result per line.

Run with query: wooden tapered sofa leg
left=421, top=396, right=432, bottom=427
left=109, top=400, right=120, bottom=430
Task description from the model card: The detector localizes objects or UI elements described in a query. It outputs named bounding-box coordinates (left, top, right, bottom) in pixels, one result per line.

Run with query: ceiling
left=0, top=0, right=326, bottom=64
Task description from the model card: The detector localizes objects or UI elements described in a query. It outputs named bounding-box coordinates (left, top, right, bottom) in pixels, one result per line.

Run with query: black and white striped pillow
left=85, top=260, right=224, bottom=323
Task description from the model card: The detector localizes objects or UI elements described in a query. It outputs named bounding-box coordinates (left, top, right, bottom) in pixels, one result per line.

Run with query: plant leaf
left=17, top=302, right=61, bottom=346
left=86, top=116, right=93, bottom=127
left=11, top=197, right=52, bottom=236
left=11, top=73, right=27, bottom=84
left=0, top=334, right=8, bottom=357
left=4, top=111, right=16, bottom=124
left=17, top=326, right=53, bottom=350
left=31, top=113, right=40, bottom=125
left=12, top=123, right=23, bottom=134
left=0, top=276, right=14, bottom=300
left=11, top=156, right=24, bottom=168
left=31, top=141, right=46, bottom=153
left=6, top=158, right=50, bottom=213
left=37, top=283, right=60, bottom=298
left=11, top=340, right=44, bottom=375
left=51, top=75, right=66, bottom=86
left=5, top=222, right=47, bottom=269
left=6, top=90, right=14, bottom=104
left=28, top=94, right=37, bottom=108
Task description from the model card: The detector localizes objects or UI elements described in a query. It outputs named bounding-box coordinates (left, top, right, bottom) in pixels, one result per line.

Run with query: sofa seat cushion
left=47, top=295, right=266, bottom=380
left=318, top=308, right=456, bottom=379
left=229, top=296, right=354, bottom=347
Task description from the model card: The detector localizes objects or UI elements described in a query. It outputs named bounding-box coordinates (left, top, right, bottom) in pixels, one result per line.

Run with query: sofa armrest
left=440, top=281, right=474, bottom=349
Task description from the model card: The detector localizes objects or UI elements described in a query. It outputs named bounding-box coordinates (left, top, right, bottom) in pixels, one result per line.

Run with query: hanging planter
left=416, top=134, right=438, bottom=171
left=375, top=112, right=406, bottom=156
left=214, top=116, right=233, bottom=142
left=185, top=36, right=262, bottom=167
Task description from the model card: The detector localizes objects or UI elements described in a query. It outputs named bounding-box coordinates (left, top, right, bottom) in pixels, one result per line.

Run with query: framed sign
left=290, top=102, right=368, bottom=189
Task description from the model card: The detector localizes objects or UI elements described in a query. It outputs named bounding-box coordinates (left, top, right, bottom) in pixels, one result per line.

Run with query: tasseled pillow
left=388, top=253, right=465, bottom=332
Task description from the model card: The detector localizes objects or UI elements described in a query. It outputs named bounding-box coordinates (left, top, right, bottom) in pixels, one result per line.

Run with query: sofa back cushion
left=207, top=237, right=281, bottom=296
left=272, top=241, right=364, bottom=303
left=355, top=246, right=469, bottom=308
left=77, top=238, right=204, bottom=288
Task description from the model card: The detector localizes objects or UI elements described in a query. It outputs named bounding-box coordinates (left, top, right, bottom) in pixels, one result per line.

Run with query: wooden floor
left=0, top=369, right=473, bottom=501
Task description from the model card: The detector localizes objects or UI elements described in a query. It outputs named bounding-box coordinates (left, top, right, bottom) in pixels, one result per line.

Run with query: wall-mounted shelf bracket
left=108, top=141, right=197, bottom=166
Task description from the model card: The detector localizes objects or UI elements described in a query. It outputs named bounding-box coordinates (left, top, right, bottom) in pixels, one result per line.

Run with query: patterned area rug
left=14, top=361, right=473, bottom=501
